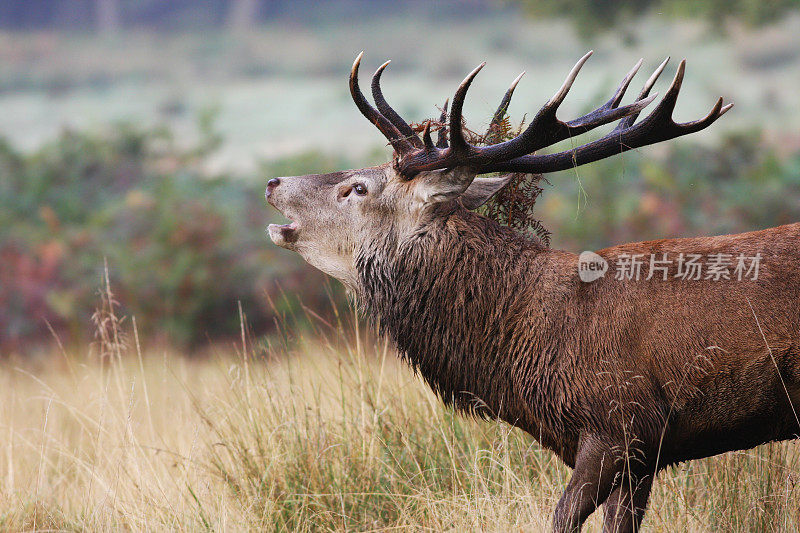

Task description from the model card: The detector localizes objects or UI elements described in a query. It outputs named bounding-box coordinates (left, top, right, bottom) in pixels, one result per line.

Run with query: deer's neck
left=356, top=207, right=574, bottom=432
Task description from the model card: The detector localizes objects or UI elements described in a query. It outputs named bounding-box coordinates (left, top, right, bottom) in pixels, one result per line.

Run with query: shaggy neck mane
left=355, top=204, right=570, bottom=432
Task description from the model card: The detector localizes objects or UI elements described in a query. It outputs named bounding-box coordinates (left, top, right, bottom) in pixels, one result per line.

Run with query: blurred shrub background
left=1, top=0, right=799, bottom=354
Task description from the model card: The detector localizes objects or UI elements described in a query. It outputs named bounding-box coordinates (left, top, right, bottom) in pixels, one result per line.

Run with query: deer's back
left=567, top=222, right=800, bottom=464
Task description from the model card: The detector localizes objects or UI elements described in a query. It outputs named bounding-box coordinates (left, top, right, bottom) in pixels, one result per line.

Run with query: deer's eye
left=353, top=183, right=367, bottom=196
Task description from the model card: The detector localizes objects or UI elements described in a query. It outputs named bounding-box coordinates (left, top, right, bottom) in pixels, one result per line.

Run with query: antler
left=436, top=99, right=449, bottom=148
left=349, top=52, right=417, bottom=155
left=371, top=60, right=423, bottom=149
left=350, top=52, right=732, bottom=179
left=485, top=71, right=525, bottom=144
left=487, top=59, right=733, bottom=174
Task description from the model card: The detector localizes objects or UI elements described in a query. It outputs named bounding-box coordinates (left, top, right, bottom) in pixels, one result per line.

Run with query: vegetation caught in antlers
left=411, top=106, right=551, bottom=247
left=480, top=173, right=551, bottom=247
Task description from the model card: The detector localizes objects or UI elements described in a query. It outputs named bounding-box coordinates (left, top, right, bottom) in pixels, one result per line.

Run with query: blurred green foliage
left=544, top=130, right=800, bottom=250
left=512, top=0, right=800, bottom=38
left=0, top=122, right=336, bottom=352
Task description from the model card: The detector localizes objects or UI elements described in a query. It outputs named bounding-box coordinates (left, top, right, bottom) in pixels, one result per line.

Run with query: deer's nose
left=265, top=178, right=281, bottom=200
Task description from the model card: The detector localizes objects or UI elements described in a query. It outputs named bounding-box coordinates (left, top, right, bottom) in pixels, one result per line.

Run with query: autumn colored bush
left=0, top=125, right=334, bottom=352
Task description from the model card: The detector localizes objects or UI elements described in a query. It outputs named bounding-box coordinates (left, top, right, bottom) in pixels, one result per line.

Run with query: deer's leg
left=552, top=437, right=621, bottom=533
left=602, top=474, right=653, bottom=533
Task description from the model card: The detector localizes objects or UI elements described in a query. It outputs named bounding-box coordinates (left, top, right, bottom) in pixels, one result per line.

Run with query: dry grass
left=2, top=288, right=800, bottom=531
left=0, top=328, right=566, bottom=530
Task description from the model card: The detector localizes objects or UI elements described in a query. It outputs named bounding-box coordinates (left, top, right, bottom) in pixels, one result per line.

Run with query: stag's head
left=266, top=51, right=731, bottom=288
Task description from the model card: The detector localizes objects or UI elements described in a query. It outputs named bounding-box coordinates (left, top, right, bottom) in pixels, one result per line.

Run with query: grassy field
left=2, top=284, right=800, bottom=532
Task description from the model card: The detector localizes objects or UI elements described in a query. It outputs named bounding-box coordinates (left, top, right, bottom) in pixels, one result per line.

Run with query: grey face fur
left=266, top=161, right=508, bottom=290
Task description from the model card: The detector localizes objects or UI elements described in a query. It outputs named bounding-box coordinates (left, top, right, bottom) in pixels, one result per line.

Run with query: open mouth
left=267, top=215, right=300, bottom=247
left=269, top=220, right=298, bottom=232
left=266, top=193, right=300, bottom=247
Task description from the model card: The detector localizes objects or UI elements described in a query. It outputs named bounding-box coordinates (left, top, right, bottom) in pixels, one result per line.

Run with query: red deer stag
left=266, top=51, right=800, bottom=532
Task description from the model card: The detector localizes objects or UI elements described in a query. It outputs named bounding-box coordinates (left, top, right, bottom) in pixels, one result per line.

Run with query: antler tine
left=608, top=58, right=643, bottom=109
left=720, top=102, right=735, bottom=115
left=422, top=120, right=435, bottom=149
left=449, top=62, right=486, bottom=152
left=616, top=57, right=670, bottom=131
left=545, top=50, right=594, bottom=109
left=372, top=61, right=423, bottom=148
left=349, top=52, right=415, bottom=155
left=436, top=98, right=449, bottom=148
left=490, top=72, right=525, bottom=125
left=653, top=59, right=686, bottom=118
left=690, top=97, right=727, bottom=126
left=486, top=71, right=525, bottom=143
left=639, top=57, right=670, bottom=99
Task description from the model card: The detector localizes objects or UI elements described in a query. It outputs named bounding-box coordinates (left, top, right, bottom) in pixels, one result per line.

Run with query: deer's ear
left=458, top=174, right=516, bottom=210
left=412, top=168, right=476, bottom=205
